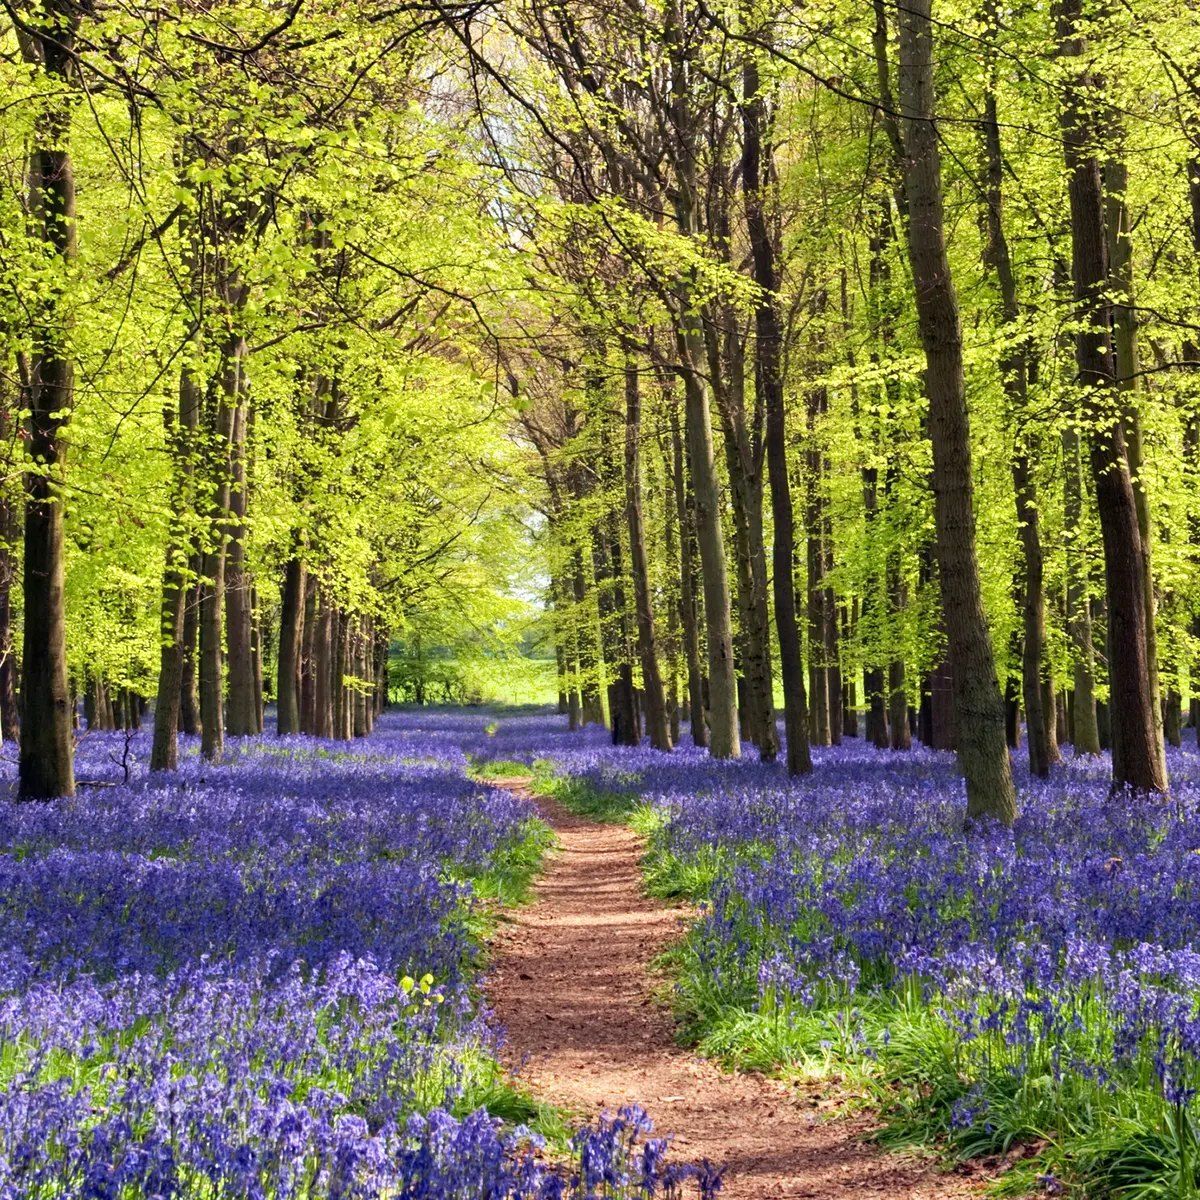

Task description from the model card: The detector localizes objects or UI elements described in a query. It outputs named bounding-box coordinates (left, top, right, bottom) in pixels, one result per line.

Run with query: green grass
left=455, top=817, right=555, bottom=919
left=470, top=758, right=538, bottom=780
left=447, top=1045, right=574, bottom=1146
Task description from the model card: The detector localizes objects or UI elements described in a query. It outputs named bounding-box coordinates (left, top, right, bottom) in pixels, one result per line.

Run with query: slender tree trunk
left=887, top=564, right=912, bottom=750
left=375, top=629, right=389, bottom=715
left=868, top=204, right=911, bottom=755
left=663, top=4, right=739, bottom=759
left=151, top=356, right=202, bottom=770
left=0, top=398, right=20, bottom=745
left=180, top=566, right=203, bottom=736
left=670, top=399, right=708, bottom=748
left=841, top=602, right=858, bottom=738
left=1058, top=0, right=1165, bottom=791
left=1185, top=149, right=1200, bottom=748
left=337, top=609, right=355, bottom=740
left=861, top=462, right=890, bottom=750
left=805, top=355, right=832, bottom=748
left=674, top=340, right=739, bottom=758
left=277, top=551, right=305, bottom=735
left=251, top=587, right=264, bottom=733
left=824, top=522, right=841, bottom=746
left=198, top=343, right=239, bottom=762
left=18, top=5, right=81, bottom=799
left=659, top=419, right=684, bottom=746
left=353, top=620, right=369, bottom=737
left=225, top=396, right=257, bottom=736
left=978, top=73, right=1055, bottom=775
left=1004, top=623, right=1021, bottom=749
left=709, top=312, right=777, bottom=760
left=0, top=545, right=16, bottom=745
left=593, top=509, right=637, bottom=746
left=1062, top=421, right=1101, bottom=753
left=742, top=37, right=811, bottom=772
left=1105, top=156, right=1166, bottom=781
left=300, top=574, right=318, bottom=734
left=624, top=355, right=671, bottom=750
left=897, top=0, right=1016, bottom=823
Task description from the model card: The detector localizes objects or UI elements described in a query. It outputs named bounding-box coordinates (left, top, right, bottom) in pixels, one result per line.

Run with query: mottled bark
left=1105, top=156, right=1166, bottom=781
left=897, top=0, right=1016, bottom=822
left=0, top=397, right=21, bottom=744
left=1058, top=0, right=1165, bottom=791
left=18, top=3, right=81, bottom=798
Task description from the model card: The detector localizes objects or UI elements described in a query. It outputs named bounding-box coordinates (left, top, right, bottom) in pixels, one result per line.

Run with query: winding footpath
left=486, top=779, right=989, bottom=1199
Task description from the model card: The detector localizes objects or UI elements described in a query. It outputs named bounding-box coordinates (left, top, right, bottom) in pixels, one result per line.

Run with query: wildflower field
left=9, top=703, right=1200, bottom=1198
left=0, top=711, right=697, bottom=1199
left=476, top=713, right=1200, bottom=1198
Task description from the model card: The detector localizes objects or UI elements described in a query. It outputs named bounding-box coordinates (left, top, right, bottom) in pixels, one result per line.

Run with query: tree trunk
left=225, top=396, right=257, bottom=736
left=0, top=544, right=17, bottom=746
left=198, top=342, right=239, bottom=762
left=277, top=551, right=305, bottom=735
left=669, top=399, right=708, bottom=748
left=592, top=510, right=637, bottom=746
left=375, top=628, right=389, bottom=715
left=1062, top=421, right=1101, bottom=753
left=805, top=356, right=832, bottom=748
left=300, top=574, right=318, bottom=734
left=978, top=73, right=1056, bottom=776
left=897, top=0, right=1016, bottom=823
left=0, top=399, right=21, bottom=745
left=1104, top=155, right=1166, bottom=782
left=887, top=563, right=911, bottom=750
left=151, top=355, right=202, bottom=771
left=742, top=39, right=811, bottom=773
left=18, top=5, right=80, bottom=799
left=663, top=5, right=739, bottom=759
left=251, top=586, right=264, bottom=733
left=709, top=310, right=777, bottom=760
left=571, top=542, right=604, bottom=725
left=180, top=566, right=203, bottom=736
left=861, top=462, right=890, bottom=751
left=314, top=600, right=335, bottom=739
left=841, top=602, right=859, bottom=738
left=675, top=339, right=739, bottom=759
left=1058, top=0, right=1165, bottom=792
left=353, top=620, right=369, bottom=737
left=624, top=355, right=671, bottom=750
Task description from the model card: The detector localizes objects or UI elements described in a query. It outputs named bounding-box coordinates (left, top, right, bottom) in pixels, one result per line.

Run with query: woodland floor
left=486, top=779, right=992, bottom=1199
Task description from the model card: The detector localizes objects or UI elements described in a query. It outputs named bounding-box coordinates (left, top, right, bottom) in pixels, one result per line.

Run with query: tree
left=895, top=0, right=1016, bottom=824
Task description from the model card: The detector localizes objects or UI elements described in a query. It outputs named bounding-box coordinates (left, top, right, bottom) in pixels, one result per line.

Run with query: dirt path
left=485, top=781, right=988, bottom=1199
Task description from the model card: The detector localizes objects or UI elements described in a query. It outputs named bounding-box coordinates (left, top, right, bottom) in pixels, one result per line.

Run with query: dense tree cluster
left=482, top=0, right=1200, bottom=822
left=3, top=0, right=1200, bottom=822
left=1, top=0, right=535, bottom=795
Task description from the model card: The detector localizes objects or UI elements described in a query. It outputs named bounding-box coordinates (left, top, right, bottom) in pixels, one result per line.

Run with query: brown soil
left=485, top=781, right=991, bottom=1199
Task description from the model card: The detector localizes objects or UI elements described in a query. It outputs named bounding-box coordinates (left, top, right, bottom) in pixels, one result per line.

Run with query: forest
left=2, top=0, right=1200, bottom=1195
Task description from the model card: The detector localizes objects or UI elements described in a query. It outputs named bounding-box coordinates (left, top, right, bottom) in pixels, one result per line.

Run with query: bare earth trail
left=486, top=779, right=989, bottom=1199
